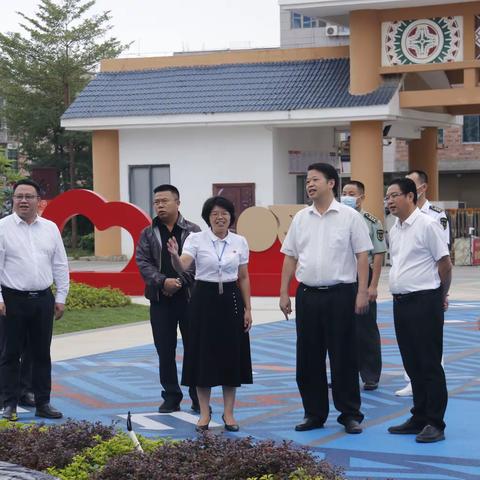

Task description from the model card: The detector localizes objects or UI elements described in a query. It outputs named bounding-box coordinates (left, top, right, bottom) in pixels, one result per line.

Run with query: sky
left=1, top=0, right=281, bottom=56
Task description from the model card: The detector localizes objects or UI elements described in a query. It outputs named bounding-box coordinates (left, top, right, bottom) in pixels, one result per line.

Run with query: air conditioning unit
left=325, top=24, right=339, bottom=36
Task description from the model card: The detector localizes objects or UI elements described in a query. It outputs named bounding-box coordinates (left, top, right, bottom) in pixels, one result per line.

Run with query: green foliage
left=62, top=281, right=131, bottom=310
left=78, top=232, right=94, bottom=251
left=47, top=432, right=166, bottom=480
left=0, top=0, right=130, bottom=189
left=0, top=148, right=23, bottom=214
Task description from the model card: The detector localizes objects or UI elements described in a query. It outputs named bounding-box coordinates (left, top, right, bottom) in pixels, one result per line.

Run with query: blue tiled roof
left=62, top=58, right=399, bottom=119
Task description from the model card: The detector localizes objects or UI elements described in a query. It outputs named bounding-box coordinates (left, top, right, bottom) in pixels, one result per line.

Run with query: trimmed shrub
left=61, top=282, right=131, bottom=310
left=48, top=432, right=167, bottom=480
left=0, top=420, right=115, bottom=471
left=94, top=435, right=344, bottom=480
left=0, top=421, right=343, bottom=480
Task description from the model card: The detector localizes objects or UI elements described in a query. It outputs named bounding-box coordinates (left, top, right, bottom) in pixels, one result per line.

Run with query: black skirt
left=181, top=280, right=253, bottom=388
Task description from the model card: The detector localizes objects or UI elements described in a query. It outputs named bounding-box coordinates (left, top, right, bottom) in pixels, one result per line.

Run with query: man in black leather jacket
left=136, top=184, right=200, bottom=413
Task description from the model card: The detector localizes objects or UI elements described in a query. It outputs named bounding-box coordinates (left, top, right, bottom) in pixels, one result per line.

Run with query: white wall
left=272, top=126, right=336, bottom=203
left=119, top=126, right=274, bottom=255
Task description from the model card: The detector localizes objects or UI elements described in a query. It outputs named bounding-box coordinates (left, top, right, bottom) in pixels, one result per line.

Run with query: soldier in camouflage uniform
left=342, top=181, right=386, bottom=390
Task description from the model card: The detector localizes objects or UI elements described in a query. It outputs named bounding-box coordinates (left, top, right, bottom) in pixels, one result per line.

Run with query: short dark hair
left=389, top=177, right=417, bottom=204
left=407, top=169, right=428, bottom=184
left=344, top=180, right=365, bottom=195
left=153, top=184, right=180, bottom=200
left=13, top=179, right=41, bottom=196
left=201, top=196, right=236, bottom=227
left=307, top=162, right=340, bottom=197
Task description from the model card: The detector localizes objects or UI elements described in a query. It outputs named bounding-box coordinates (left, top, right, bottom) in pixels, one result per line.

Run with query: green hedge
left=47, top=432, right=166, bottom=480
left=58, top=282, right=131, bottom=310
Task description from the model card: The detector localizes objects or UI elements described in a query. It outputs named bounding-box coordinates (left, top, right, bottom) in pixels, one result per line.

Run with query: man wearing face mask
left=406, top=170, right=450, bottom=246
left=394, top=170, right=450, bottom=397
left=341, top=181, right=386, bottom=391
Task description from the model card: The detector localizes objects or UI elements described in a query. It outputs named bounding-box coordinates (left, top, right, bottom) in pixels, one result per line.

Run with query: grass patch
left=53, top=304, right=149, bottom=335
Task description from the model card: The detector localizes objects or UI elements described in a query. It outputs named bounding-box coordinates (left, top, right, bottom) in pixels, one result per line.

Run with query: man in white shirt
left=0, top=179, right=69, bottom=421
left=395, top=169, right=450, bottom=397
left=279, top=163, right=372, bottom=434
left=386, top=177, right=452, bottom=443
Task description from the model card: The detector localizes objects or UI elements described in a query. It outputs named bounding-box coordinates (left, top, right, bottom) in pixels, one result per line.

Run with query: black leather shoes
left=344, top=419, right=362, bottom=434
left=388, top=417, right=424, bottom=435
left=295, top=418, right=324, bottom=432
left=18, top=392, right=36, bottom=407
left=415, top=425, right=445, bottom=443
left=2, top=405, right=18, bottom=421
left=363, top=382, right=378, bottom=391
left=35, top=403, right=63, bottom=419
left=158, top=402, right=180, bottom=413
left=222, top=414, right=239, bottom=432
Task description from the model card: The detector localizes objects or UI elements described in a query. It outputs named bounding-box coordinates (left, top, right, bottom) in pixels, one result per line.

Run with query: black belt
left=1, top=286, right=51, bottom=298
left=392, top=287, right=441, bottom=301
left=300, top=282, right=354, bottom=292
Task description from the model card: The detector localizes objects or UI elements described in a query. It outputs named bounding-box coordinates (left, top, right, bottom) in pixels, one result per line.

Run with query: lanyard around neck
left=212, top=240, right=227, bottom=263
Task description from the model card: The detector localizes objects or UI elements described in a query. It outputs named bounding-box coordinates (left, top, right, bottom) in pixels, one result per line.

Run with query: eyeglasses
left=210, top=211, right=230, bottom=218
left=12, top=194, right=39, bottom=201
left=384, top=192, right=405, bottom=202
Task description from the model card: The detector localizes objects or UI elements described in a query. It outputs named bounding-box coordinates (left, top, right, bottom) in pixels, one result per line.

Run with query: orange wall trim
left=100, top=46, right=350, bottom=72
left=400, top=87, right=480, bottom=108
left=378, top=2, right=479, bottom=22
left=379, top=60, right=480, bottom=75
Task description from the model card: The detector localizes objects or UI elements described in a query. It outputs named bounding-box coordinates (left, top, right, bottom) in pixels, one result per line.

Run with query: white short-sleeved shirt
left=389, top=208, right=449, bottom=294
left=421, top=200, right=450, bottom=245
left=0, top=213, right=70, bottom=303
left=182, top=229, right=249, bottom=282
left=281, top=199, right=373, bottom=286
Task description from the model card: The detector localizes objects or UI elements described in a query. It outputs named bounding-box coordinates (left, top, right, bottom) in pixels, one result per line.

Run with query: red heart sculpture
left=42, top=189, right=151, bottom=295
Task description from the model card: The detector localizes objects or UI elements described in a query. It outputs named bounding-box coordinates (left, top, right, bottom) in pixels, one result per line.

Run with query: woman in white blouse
left=167, top=196, right=253, bottom=432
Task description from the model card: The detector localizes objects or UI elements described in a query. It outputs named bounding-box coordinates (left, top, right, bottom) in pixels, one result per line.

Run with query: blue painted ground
left=14, top=301, right=480, bottom=479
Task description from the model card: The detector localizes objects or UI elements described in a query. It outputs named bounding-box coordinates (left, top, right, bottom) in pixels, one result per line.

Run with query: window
left=129, top=165, right=170, bottom=217
left=463, top=116, right=480, bottom=143
left=291, top=13, right=301, bottom=29
left=437, top=128, right=444, bottom=146
left=291, top=12, right=325, bottom=29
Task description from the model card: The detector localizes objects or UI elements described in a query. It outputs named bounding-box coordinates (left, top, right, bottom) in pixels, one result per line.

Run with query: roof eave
left=61, top=104, right=401, bottom=131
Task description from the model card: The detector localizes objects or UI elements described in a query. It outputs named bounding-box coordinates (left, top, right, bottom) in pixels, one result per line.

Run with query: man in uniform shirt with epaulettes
left=394, top=169, right=450, bottom=397
left=341, top=181, right=386, bottom=391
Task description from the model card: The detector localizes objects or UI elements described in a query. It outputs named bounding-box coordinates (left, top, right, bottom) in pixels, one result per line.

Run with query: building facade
left=62, top=0, right=480, bottom=257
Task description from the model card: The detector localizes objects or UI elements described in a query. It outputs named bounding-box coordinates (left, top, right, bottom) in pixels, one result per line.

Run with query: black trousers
left=393, top=288, right=447, bottom=430
left=0, top=322, right=33, bottom=406
left=150, top=291, right=197, bottom=405
left=0, top=289, right=54, bottom=407
left=295, top=283, right=364, bottom=425
left=356, top=267, right=382, bottom=384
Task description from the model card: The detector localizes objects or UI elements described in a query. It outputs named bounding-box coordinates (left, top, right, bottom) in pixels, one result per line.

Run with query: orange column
left=408, top=127, right=438, bottom=200
left=92, top=130, right=122, bottom=256
left=350, top=121, right=384, bottom=221
left=349, top=10, right=381, bottom=95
